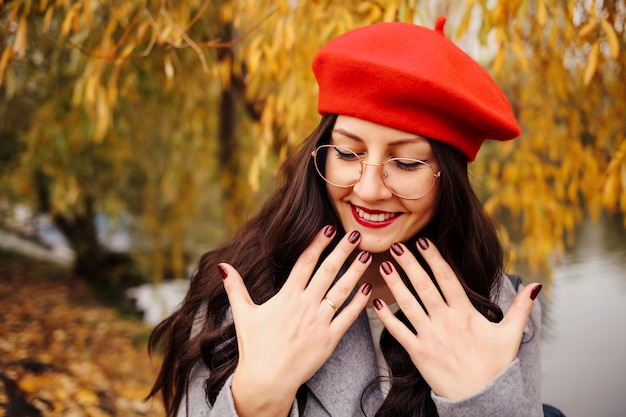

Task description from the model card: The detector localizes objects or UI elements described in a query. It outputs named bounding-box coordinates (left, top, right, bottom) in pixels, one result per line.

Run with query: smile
left=351, top=204, right=401, bottom=228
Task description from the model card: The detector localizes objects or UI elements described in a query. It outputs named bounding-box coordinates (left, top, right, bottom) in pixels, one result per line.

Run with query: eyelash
left=330, top=144, right=427, bottom=163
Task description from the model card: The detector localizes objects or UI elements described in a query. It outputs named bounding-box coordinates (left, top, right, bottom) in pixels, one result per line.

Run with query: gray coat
left=177, top=277, right=542, bottom=417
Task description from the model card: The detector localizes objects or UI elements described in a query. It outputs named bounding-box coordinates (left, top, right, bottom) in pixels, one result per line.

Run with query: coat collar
left=305, top=311, right=384, bottom=416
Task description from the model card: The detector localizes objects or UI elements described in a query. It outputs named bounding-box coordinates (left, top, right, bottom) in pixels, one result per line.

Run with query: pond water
left=528, top=215, right=626, bottom=417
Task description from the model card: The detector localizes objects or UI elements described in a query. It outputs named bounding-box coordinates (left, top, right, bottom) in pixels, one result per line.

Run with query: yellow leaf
left=14, top=14, right=28, bottom=58
left=85, top=73, right=98, bottom=105
left=493, top=43, right=505, bottom=76
left=602, top=173, right=617, bottom=209
left=72, top=76, right=85, bottom=107
left=164, top=54, right=174, bottom=80
left=18, top=374, right=40, bottom=393
left=94, top=86, right=110, bottom=142
left=578, top=20, right=596, bottom=38
left=74, top=388, right=100, bottom=405
left=600, top=18, right=620, bottom=59
left=0, top=45, right=14, bottom=86
left=40, top=8, right=55, bottom=34
left=135, top=20, right=151, bottom=44
left=536, top=0, right=547, bottom=26
left=382, top=4, right=398, bottom=22
left=83, top=0, right=93, bottom=29
left=583, top=42, right=599, bottom=86
left=61, top=7, right=77, bottom=36
left=356, top=1, right=373, bottom=14
left=219, top=1, right=233, bottom=23
left=8, top=2, right=21, bottom=23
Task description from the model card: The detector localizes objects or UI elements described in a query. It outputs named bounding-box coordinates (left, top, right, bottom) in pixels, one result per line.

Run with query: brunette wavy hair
left=148, top=114, right=505, bottom=417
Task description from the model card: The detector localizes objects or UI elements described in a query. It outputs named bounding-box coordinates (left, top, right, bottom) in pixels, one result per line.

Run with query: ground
left=0, top=250, right=165, bottom=417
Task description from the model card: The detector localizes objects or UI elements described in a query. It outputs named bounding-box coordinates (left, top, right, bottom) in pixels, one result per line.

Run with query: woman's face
left=323, top=115, right=440, bottom=254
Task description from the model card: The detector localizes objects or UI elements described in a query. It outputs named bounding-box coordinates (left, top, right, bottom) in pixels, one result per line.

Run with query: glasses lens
left=313, top=145, right=361, bottom=188
left=383, top=158, right=437, bottom=199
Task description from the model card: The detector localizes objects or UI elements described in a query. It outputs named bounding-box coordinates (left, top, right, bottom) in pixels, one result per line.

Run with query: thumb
left=500, top=283, right=542, bottom=335
left=218, top=263, right=255, bottom=316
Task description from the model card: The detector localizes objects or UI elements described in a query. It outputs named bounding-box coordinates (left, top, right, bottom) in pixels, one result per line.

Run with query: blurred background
left=0, top=1, right=624, bottom=416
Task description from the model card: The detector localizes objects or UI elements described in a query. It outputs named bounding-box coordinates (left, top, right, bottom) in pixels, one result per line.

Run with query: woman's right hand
left=218, top=226, right=372, bottom=417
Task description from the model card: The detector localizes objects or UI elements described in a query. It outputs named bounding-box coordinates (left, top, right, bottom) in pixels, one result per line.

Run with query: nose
left=352, top=162, right=394, bottom=201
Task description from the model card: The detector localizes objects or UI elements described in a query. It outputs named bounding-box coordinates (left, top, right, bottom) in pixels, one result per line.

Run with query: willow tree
left=462, top=0, right=625, bottom=271
left=0, top=0, right=624, bottom=283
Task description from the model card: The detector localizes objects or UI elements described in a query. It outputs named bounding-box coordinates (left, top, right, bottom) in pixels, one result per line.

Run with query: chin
left=357, top=238, right=393, bottom=254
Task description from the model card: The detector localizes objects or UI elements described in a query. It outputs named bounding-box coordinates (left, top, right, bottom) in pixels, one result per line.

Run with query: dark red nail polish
left=417, top=237, right=429, bottom=250
left=361, top=283, right=372, bottom=296
left=348, top=230, right=360, bottom=244
left=530, top=284, right=543, bottom=300
left=324, top=225, right=336, bottom=238
left=358, top=251, right=371, bottom=263
left=373, top=299, right=383, bottom=310
left=381, top=261, right=393, bottom=275
left=217, top=264, right=228, bottom=279
left=391, top=242, right=404, bottom=256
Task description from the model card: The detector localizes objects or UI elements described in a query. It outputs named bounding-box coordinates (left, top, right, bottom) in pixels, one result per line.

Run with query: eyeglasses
left=311, top=144, right=441, bottom=200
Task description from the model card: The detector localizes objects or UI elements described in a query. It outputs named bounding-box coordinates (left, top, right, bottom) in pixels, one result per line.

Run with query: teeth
left=355, top=207, right=395, bottom=222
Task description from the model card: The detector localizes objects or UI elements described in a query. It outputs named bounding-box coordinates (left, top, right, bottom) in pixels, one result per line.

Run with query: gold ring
left=323, top=297, right=338, bottom=312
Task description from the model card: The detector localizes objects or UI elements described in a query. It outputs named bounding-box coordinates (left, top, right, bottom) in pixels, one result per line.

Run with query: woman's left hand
left=374, top=238, right=541, bottom=400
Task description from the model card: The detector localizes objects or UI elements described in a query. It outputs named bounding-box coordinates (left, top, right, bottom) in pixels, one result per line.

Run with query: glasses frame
left=311, top=144, right=442, bottom=200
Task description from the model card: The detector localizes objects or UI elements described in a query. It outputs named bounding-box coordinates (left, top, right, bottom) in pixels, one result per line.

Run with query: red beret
left=312, top=17, right=520, bottom=161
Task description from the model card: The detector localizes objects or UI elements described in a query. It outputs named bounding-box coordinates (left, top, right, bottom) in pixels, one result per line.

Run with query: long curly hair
left=148, top=114, right=505, bottom=417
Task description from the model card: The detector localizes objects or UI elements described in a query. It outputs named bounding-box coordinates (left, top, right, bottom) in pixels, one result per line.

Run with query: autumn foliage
left=0, top=1, right=624, bottom=280
left=0, top=251, right=163, bottom=416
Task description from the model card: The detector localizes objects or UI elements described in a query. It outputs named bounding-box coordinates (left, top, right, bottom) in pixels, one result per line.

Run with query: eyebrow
left=331, top=128, right=425, bottom=146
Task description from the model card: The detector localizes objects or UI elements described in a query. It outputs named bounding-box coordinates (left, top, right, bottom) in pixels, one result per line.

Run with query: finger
left=390, top=242, right=446, bottom=313
left=282, top=225, right=338, bottom=292
left=321, top=250, right=372, bottom=319
left=219, top=263, right=255, bottom=317
left=379, top=260, right=429, bottom=328
left=306, top=230, right=361, bottom=298
left=371, top=298, right=419, bottom=352
left=499, top=283, right=542, bottom=338
left=414, top=237, right=472, bottom=309
left=329, top=282, right=372, bottom=337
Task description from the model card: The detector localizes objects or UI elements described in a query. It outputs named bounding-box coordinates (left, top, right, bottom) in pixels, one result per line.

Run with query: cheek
left=404, top=190, right=439, bottom=223
left=325, top=185, right=345, bottom=208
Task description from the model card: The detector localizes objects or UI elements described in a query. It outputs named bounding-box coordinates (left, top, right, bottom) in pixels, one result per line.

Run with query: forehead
left=332, top=115, right=431, bottom=150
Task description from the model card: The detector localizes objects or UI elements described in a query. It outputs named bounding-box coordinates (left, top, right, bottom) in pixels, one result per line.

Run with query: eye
left=390, top=158, right=426, bottom=171
left=334, top=146, right=359, bottom=161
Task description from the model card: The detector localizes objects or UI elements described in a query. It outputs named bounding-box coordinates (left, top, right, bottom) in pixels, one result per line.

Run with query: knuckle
left=335, top=239, right=355, bottom=256
left=299, top=249, right=319, bottom=266
left=319, top=262, right=339, bottom=277
left=332, top=282, right=353, bottom=298
left=414, top=279, right=434, bottom=295
left=340, top=307, right=359, bottom=324
left=397, top=293, right=418, bottom=309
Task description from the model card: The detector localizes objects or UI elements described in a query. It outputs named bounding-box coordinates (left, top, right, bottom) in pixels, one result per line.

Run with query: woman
left=149, top=17, right=543, bottom=417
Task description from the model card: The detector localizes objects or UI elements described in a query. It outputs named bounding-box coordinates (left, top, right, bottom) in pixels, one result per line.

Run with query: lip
left=350, top=204, right=401, bottom=228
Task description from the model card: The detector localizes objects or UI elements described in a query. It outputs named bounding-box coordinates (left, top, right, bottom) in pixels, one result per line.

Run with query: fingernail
left=391, top=242, right=404, bottom=256
left=417, top=237, right=429, bottom=250
left=373, top=298, right=383, bottom=310
left=324, top=225, right=336, bottom=238
left=381, top=261, right=393, bottom=275
left=358, top=251, right=371, bottom=263
left=530, top=284, right=543, bottom=300
left=348, top=230, right=360, bottom=244
left=361, top=283, right=372, bottom=296
left=217, top=264, right=228, bottom=279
